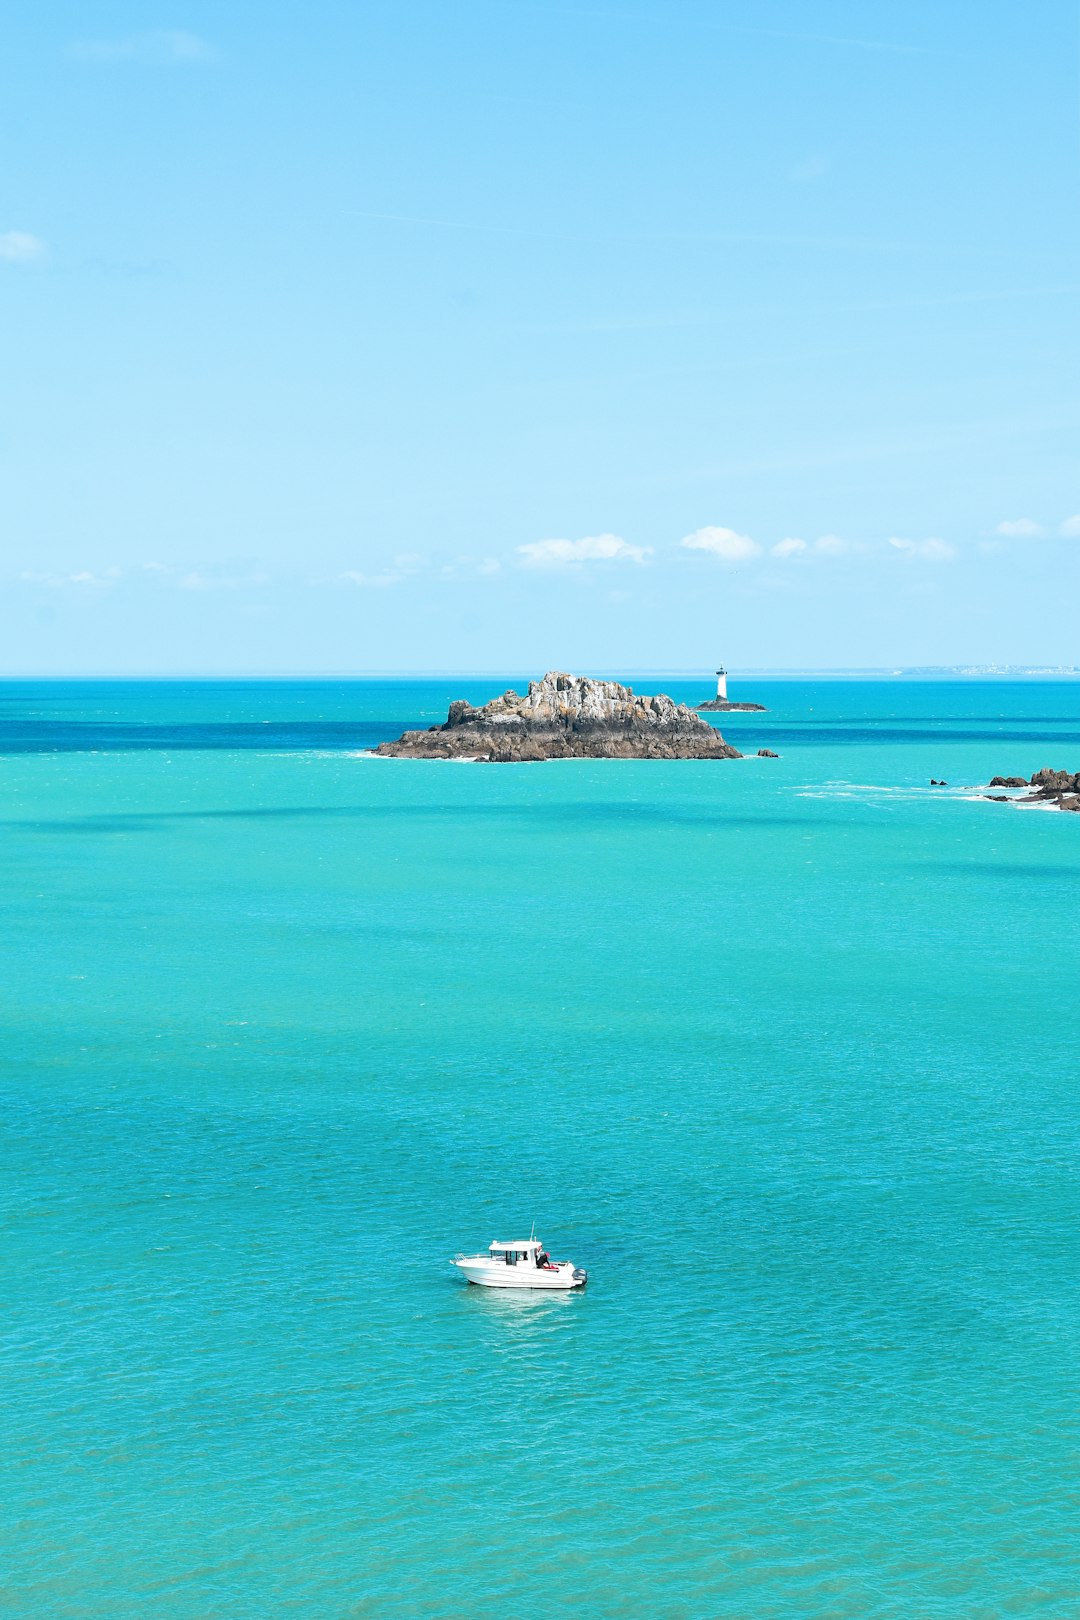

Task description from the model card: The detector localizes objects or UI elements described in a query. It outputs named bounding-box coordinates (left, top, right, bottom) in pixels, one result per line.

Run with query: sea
left=3, top=677, right=1080, bottom=1619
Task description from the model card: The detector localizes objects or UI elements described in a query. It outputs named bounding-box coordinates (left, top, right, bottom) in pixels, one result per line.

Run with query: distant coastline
left=3, top=666, right=1079, bottom=682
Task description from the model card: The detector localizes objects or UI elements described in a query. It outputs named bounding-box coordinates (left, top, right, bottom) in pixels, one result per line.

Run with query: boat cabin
left=488, top=1240, right=549, bottom=1267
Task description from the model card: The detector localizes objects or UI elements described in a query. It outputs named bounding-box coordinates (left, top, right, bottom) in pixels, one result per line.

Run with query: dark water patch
left=0, top=720, right=415, bottom=754
left=908, top=863, right=1080, bottom=883
left=3, top=716, right=1079, bottom=754
left=785, top=714, right=1080, bottom=727
left=2, top=802, right=825, bottom=836
left=718, top=726, right=1080, bottom=747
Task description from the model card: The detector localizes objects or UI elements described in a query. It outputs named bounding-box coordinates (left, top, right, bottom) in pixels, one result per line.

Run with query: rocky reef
left=697, top=698, right=767, bottom=712
left=374, top=671, right=743, bottom=762
left=986, top=768, right=1080, bottom=812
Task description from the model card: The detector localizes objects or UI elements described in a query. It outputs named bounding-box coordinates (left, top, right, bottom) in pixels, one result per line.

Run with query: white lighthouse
left=715, top=666, right=728, bottom=702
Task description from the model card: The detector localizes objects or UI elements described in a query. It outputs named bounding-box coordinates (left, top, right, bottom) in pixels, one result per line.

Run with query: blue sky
left=3, top=1, right=1078, bottom=673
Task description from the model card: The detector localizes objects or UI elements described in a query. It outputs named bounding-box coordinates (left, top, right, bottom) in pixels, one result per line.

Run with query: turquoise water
left=3, top=679, right=1080, bottom=1618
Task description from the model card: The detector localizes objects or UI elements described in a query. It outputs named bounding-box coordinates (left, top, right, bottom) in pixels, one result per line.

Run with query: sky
left=2, top=0, right=1078, bottom=674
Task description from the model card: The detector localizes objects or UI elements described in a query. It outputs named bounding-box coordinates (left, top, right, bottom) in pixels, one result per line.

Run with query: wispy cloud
left=178, top=569, right=268, bottom=590
left=517, top=534, right=651, bottom=569
left=680, top=526, right=760, bottom=562
left=996, top=517, right=1043, bottom=537
left=20, top=568, right=114, bottom=587
left=766, top=534, right=866, bottom=559
left=347, top=209, right=930, bottom=258
left=341, top=571, right=406, bottom=589
left=888, top=537, right=956, bottom=561
left=70, top=30, right=215, bottom=64
left=340, top=553, right=424, bottom=589
left=1059, top=515, right=1080, bottom=538
left=0, top=231, right=46, bottom=263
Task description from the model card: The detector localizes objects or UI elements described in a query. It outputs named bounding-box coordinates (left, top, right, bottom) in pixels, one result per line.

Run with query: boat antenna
left=530, top=1220, right=536, bottom=1242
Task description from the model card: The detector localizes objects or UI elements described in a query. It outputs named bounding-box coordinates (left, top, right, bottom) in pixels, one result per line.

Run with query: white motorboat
left=451, top=1237, right=587, bottom=1290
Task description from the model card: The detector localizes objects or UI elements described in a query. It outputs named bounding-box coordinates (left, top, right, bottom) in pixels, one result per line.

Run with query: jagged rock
left=1030, top=768, right=1080, bottom=792
left=757, top=748, right=779, bottom=758
left=989, top=767, right=1080, bottom=812
left=375, top=672, right=743, bottom=762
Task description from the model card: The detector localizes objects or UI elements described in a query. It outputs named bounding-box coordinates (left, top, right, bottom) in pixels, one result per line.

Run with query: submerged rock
left=375, top=672, right=743, bottom=762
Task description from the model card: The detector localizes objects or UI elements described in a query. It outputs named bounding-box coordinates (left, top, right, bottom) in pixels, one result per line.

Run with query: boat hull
left=453, top=1260, right=585, bottom=1290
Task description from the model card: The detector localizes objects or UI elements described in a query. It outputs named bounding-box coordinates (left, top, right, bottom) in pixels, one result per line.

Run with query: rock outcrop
left=985, top=768, right=1080, bottom=811
left=374, top=672, right=743, bottom=762
left=1027, top=768, right=1080, bottom=810
left=697, top=698, right=767, bottom=712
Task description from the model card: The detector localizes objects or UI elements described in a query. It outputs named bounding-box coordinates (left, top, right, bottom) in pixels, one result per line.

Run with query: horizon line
left=1, top=666, right=1078, bottom=682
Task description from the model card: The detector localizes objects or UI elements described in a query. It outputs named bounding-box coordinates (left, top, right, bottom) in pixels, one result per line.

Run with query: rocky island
left=697, top=696, right=768, bottom=712
left=987, top=768, right=1080, bottom=812
left=374, top=671, right=743, bottom=762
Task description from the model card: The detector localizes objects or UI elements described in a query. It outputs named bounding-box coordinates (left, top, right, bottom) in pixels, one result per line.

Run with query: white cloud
left=1060, top=515, right=1080, bottom=537
left=680, top=526, right=760, bottom=562
left=0, top=231, right=45, bottom=263
left=70, top=30, right=215, bottom=64
left=771, top=537, right=807, bottom=558
left=813, top=533, right=848, bottom=555
left=996, top=518, right=1043, bottom=537
left=517, top=533, right=651, bottom=568
left=477, top=558, right=501, bottom=575
left=888, top=536, right=956, bottom=561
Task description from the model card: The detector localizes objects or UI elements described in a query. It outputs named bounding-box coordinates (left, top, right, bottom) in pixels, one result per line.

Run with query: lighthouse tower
left=715, top=666, right=728, bottom=702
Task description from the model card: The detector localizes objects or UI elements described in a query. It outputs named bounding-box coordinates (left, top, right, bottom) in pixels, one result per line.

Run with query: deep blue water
left=2, top=679, right=1079, bottom=1618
